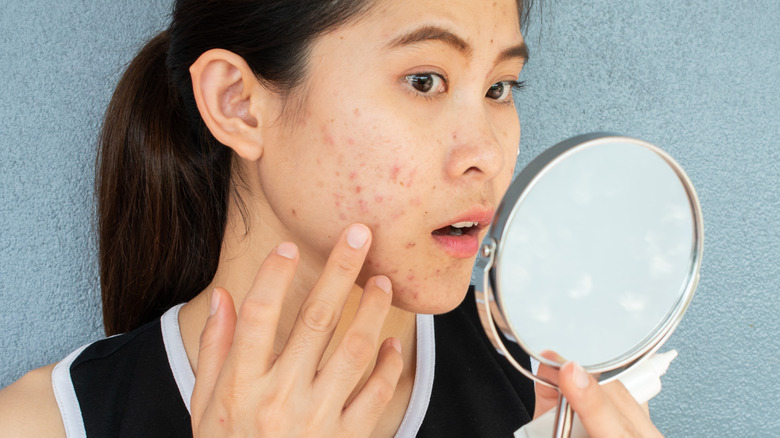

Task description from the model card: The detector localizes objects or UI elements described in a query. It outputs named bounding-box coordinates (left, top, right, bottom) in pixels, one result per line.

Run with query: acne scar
left=374, top=195, right=384, bottom=203
left=349, top=171, right=357, bottom=181
left=291, top=209, right=297, bottom=217
left=406, top=243, right=416, bottom=249
left=355, top=186, right=362, bottom=194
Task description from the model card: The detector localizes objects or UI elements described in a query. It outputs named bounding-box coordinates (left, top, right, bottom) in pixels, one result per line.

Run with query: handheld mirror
left=474, top=133, right=703, bottom=437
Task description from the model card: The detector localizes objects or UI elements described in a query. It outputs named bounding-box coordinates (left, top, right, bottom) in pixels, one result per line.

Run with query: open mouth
left=431, top=221, right=481, bottom=237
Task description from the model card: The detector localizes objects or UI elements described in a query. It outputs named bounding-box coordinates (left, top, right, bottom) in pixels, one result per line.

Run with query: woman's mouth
left=431, top=220, right=487, bottom=258
left=431, top=221, right=480, bottom=237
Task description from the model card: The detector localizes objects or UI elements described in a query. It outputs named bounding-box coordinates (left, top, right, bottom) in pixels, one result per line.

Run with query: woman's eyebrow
left=497, top=42, right=529, bottom=65
left=385, top=25, right=473, bottom=58
left=385, top=24, right=528, bottom=65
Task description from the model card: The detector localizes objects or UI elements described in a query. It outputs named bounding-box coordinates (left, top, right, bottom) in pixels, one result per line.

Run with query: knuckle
left=238, top=296, right=275, bottom=326
left=197, top=327, right=220, bottom=354
left=263, top=255, right=295, bottom=277
left=331, top=252, right=360, bottom=276
left=301, top=299, right=337, bottom=332
left=368, top=376, right=396, bottom=406
left=343, top=331, right=375, bottom=366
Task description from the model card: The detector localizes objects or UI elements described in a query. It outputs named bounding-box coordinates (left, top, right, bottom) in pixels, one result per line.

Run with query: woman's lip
left=431, top=233, right=481, bottom=258
left=433, top=207, right=495, bottom=232
left=430, top=206, right=494, bottom=258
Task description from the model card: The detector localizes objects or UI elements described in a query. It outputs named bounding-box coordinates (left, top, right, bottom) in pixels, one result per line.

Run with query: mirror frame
left=475, top=133, right=704, bottom=388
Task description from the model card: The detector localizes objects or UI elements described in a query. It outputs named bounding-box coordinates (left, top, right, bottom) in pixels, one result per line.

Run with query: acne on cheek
left=390, top=165, right=417, bottom=188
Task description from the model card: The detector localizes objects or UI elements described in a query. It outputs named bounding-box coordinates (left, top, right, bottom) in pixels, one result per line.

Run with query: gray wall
left=1, top=1, right=778, bottom=436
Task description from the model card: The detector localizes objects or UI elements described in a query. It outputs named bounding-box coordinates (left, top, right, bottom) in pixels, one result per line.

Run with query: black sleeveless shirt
left=52, top=288, right=535, bottom=437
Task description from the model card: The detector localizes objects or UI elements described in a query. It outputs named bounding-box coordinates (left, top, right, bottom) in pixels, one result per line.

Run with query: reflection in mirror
left=497, top=141, right=695, bottom=367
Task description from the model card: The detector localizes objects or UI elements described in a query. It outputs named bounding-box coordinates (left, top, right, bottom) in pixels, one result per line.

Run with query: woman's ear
left=190, top=49, right=271, bottom=161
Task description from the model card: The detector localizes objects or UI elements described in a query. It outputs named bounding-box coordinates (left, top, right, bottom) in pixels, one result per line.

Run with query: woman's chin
left=391, top=278, right=472, bottom=315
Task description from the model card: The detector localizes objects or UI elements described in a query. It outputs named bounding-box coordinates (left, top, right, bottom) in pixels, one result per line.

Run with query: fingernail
left=391, top=338, right=402, bottom=354
left=346, top=224, right=369, bottom=249
left=277, top=242, right=298, bottom=259
left=210, top=289, right=220, bottom=316
left=375, top=276, right=392, bottom=294
left=572, top=362, right=589, bottom=389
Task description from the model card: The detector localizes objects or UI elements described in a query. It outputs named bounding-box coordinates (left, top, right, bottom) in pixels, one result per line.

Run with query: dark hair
left=97, top=0, right=533, bottom=336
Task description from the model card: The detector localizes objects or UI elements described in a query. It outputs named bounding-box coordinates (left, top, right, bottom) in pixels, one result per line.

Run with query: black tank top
left=52, top=288, right=535, bottom=437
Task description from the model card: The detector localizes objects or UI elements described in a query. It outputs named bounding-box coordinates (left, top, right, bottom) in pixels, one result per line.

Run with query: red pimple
left=349, top=171, right=357, bottom=181
left=355, top=186, right=362, bottom=194
left=358, top=199, right=368, bottom=213
left=391, top=165, right=401, bottom=182
left=374, top=195, right=384, bottom=203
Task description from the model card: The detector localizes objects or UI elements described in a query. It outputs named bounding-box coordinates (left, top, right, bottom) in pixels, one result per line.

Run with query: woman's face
left=257, top=0, right=525, bottom=314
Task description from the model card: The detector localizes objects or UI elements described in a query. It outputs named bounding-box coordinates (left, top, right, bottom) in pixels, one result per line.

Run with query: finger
left=278, top=224, right=371, bottom=374
left=601, top=380, right=658, bottom=431
left=315, top=276, right=393, bottom=402
left=533, top=350, right=564, bottom=418
left=228, top=242, right=299, bottom=377
left=342, top=337, right=403, bottom=435
left=558, top=362, right=646, bottom=437
left=191, top=288, right=237, bottom=425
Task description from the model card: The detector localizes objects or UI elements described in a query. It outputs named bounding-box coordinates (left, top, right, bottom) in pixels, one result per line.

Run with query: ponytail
left=97, top=31, right=232, bottom=335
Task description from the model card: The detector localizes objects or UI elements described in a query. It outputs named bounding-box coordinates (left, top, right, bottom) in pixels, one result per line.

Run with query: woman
left=0, top=0, right=663, bottom=436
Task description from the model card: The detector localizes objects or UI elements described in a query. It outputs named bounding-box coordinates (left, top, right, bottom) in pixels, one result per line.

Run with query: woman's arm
left=0, top=364, right=66, bottom=437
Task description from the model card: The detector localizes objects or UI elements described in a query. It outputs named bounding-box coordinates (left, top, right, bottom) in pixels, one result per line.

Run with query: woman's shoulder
left=0, top=364, right=66, bottom=437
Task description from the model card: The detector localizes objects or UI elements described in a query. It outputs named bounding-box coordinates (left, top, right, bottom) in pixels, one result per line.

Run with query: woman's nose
left=443, top=110, right=505, bottom=181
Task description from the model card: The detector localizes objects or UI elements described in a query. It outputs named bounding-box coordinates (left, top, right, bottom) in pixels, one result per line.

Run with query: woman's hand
left=190, top=224, right=404, bottom=437
left=534, top=355, right=664, bottom=437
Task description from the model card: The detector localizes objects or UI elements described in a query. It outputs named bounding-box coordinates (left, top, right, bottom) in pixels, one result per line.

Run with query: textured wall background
left=1, top=1, right=778, bottom=436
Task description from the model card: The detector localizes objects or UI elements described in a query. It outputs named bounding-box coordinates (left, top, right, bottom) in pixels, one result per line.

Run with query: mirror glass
left=492, top=138, right=699, bottom=369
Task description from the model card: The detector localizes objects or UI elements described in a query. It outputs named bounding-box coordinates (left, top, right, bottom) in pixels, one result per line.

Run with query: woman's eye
left=404, top=73, right=447, bottom=95
left=486, top=80, right=525, bottom=102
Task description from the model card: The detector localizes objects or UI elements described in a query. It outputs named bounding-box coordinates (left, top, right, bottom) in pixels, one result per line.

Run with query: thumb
left=558, top=362, right=635, bottom=437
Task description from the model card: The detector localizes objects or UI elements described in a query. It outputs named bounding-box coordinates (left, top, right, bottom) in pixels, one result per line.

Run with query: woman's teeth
left=451, top=221, right=478, bottom=228
left=433, top=222, right=479, bottom=236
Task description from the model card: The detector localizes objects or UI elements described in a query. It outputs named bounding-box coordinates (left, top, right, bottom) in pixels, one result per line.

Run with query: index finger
left=276, top=224, right=372, bottom=376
